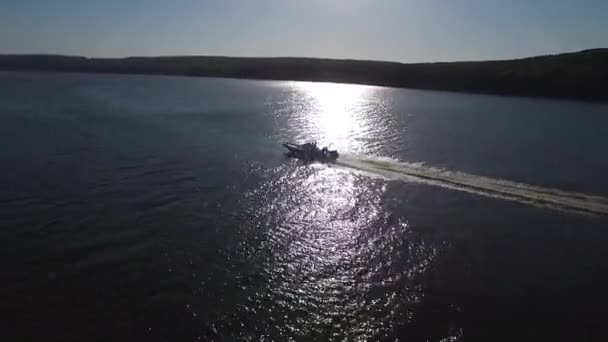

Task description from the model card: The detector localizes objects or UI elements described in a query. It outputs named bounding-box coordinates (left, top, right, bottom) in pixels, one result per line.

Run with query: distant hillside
left=1, top=49, right=607, bottom=101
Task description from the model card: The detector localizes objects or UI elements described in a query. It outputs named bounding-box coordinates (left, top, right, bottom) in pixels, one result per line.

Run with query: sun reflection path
left=235, top=164, right=441, bottom=340
left=294, top=81, right=374, bottom=153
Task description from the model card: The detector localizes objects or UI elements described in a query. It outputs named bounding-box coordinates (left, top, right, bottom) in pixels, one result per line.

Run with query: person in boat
left=301, top=142, right=318, bottom=154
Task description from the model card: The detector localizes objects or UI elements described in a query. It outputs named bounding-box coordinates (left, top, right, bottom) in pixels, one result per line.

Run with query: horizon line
left=1, top=47, right=606, bottom=65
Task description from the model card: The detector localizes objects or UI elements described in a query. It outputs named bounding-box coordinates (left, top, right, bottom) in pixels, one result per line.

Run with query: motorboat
left=282, top=142, right=339, bottom=162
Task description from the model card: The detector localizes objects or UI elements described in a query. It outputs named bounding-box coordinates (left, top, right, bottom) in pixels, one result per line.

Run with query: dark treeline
left=1, top=49, right=607, bottom=101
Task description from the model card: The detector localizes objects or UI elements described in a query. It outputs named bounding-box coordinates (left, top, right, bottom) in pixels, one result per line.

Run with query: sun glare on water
left=295, top=81, right=373, bottom=152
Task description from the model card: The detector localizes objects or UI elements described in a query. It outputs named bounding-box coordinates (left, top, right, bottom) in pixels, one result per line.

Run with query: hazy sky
left=1, top=0, right=607, bottom=62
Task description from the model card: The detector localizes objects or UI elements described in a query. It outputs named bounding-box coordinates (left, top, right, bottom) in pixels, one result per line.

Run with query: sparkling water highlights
left=2, top=72, right=608, bottom=341
left=227, top=165, right=440, bottom=340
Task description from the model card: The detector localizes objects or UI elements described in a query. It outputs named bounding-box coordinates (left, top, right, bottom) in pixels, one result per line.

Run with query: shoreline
left=1, top=48, right=607, bottom=102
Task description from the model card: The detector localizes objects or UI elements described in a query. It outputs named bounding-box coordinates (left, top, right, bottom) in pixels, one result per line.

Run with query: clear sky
left=1, top=0, right=607, bottom=62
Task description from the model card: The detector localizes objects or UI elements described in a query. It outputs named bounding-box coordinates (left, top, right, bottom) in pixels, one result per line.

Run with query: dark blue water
left=1, top=71, right=608, bottom=341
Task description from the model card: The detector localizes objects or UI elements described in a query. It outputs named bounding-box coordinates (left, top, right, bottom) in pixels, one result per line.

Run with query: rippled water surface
left=2, top=71, right=608, bottom=341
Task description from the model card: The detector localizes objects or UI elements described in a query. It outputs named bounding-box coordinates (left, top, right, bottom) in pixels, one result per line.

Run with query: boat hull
left=282, top=142, right=339, bottom=163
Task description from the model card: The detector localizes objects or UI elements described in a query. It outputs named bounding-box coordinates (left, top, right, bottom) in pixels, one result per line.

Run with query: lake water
left=1, top=71, right=608, bottom=341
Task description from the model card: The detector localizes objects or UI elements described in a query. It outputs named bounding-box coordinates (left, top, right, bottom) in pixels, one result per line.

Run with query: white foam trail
left=335, top=155, right=608, bottom=216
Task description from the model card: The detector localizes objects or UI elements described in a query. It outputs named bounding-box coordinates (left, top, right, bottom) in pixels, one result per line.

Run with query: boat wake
left=335, top=155, right=608, bottom=216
